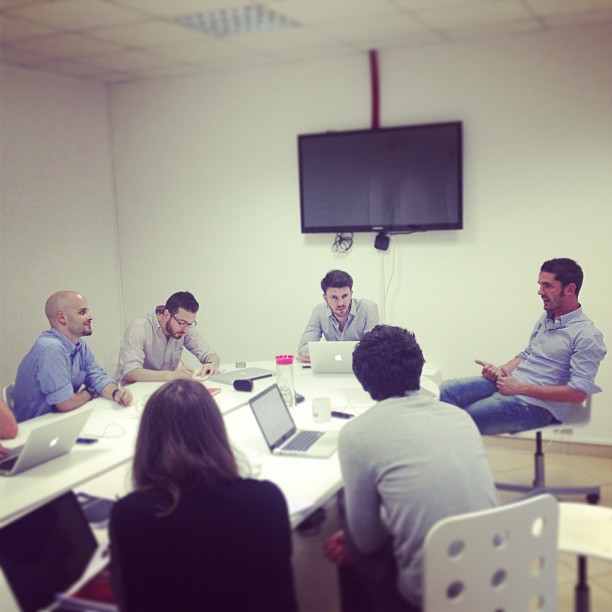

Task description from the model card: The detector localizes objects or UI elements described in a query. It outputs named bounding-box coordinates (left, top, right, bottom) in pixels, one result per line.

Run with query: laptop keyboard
left=283, top=430, right=324, bottom=452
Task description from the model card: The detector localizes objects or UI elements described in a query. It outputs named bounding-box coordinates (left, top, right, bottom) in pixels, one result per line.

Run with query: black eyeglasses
left=172, top=315, right=197, bottom=328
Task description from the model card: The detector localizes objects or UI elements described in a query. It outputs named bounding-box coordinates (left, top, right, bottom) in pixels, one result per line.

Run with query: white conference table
left=0, top=361, right=439, bottom=611
left=0, top=361, right=440, bottom=530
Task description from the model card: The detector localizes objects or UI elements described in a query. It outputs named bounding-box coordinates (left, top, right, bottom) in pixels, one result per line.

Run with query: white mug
left=312, top=397, right=332, bottom=423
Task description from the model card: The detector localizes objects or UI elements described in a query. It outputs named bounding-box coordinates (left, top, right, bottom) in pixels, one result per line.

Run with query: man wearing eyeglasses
left=117, top=291, right=219, bottom=384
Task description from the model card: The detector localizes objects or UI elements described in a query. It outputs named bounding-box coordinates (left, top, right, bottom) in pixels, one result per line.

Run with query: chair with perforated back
left=423, top=494, right=559, bottom=612
left=496, top=398, right=600, bottom=504
left=2, top=383, right=15, bottom=410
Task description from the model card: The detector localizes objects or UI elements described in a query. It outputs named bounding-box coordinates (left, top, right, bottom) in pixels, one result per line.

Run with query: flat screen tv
left=298, top=121, right=462, bottom=234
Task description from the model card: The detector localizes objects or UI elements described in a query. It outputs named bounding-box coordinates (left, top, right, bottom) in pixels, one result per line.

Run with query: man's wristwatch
left=112, top=388, right=120, bottom=401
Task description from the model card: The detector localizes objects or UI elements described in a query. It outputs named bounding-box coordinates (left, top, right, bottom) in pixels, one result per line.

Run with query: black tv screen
left=298, top=121, right=463, bottom=234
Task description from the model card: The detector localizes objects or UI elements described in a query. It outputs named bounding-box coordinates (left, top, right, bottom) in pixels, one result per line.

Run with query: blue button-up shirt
left=13, top=328, right=114, bottom=422
left=297, top=298, right=380, bottom=355
left=512, top=307, right=606, bottom=420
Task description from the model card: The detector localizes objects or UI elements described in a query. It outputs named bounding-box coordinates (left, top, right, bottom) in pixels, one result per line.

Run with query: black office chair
left=496, top=398, right=600, bottom=504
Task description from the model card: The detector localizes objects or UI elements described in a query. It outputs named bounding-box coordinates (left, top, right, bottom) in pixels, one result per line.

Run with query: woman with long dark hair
left=109, top=380, right=297, bottom=611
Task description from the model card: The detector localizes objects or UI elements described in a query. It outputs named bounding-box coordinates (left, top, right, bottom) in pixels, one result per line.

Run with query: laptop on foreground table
left=0, top=490, right=99, bottom=612
left=210, top=367, right=273, bottom=385
left=248, top=384, right=338, bottom=458
left=0, top=408, right=92, bottom=477
left=308, top=341, right=358, bottom=374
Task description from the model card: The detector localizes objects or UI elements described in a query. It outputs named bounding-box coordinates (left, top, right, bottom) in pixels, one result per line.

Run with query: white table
left=0, top=361, right=440, bottom=610
left=0, top=361, right=440, bottom=528
left=558, top=502, right=612, bottom=612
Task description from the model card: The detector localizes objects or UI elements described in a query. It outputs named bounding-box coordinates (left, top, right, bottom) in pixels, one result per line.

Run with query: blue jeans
left=440, top=377, right=558, bottom=435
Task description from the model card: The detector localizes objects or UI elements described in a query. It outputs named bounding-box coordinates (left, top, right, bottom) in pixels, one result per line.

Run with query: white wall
left=0, top=64, right=123, bottom=383
left=109, top=23, right=612, bottom=444
left=1, top=23, right=610, bottom=444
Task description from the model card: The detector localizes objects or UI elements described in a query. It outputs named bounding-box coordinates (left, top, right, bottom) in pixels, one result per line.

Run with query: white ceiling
left=1, top=0, right=611, bottom=83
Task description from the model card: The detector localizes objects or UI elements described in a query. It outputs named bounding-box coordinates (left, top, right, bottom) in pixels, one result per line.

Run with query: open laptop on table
left=0, top=490, right=101, bottom=612
left=210, top=366, right=273, bottom=385
left=0, top=408, right=92, bottom=477
left=249, top=384, right=337, bottom=458
left=308, top=340, right=358, bottom=374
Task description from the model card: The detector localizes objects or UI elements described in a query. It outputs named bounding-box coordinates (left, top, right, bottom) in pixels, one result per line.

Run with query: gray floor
left=293, top=440, right=612, bottom=611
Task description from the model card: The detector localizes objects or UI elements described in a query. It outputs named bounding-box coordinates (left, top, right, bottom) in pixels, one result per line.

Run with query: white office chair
left=2, top=383, right=15, bottom=410
left=423, top=494, right=559, bottom=612
left=496, top=398, right=600, bottom=504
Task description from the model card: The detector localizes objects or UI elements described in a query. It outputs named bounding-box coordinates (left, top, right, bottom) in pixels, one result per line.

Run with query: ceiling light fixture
left=174, top=4, right=300, bottom=38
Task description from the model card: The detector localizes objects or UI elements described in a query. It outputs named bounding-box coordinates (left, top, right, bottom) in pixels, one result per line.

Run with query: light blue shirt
left=13, top=328, right=114, bottom=422
left=513, top=307, right=606, bottom=419
left=297, top=298, right=379, bottom=354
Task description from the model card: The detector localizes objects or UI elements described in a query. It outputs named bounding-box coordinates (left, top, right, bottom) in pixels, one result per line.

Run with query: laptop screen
left=0, top=491, right=97, bottom=612
left=249, top=384, right=297, bottom=448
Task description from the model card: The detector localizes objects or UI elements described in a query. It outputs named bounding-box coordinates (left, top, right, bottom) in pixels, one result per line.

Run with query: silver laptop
left=0, top=408, right=92, bottom=477
left=210, top=367, right=274, bottom=386
left=249, top=384, right=338, bottom=459
left=308, top=341, right=358, bottom=374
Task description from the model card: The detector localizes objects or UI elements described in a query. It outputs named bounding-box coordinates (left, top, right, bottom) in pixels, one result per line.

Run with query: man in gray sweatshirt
left=325, top=325, right=498, bottom=611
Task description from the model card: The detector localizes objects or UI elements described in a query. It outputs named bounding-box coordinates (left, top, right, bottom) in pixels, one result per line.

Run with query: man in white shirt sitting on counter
left=297, top=269, right=379, bottom=362
left=117, top=291, right=220, bottom=383
left=325, top=325, right=498, bottom=611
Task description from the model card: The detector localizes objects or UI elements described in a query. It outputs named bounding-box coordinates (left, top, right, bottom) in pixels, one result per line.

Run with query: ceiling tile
left=89, top=19, right=210, bottom=47
left=227, top=27, right=343, bottom=52
left=393, top=0, right=487, bottom=10
left=109, top=0, right=256, bottom=18
left=0, top=15, right=60, bottom=43
left=91, top=70, right=138, bottom=83
left=27, top=58, right=108, bottom=77
left=413, top=0, right=533, bottom=30
left=525, top=0, right=612, bottom=18
left=348, top=30, right=446, bottom=52
left=126, top=63, right=201, bottom=79
left=202, top=53, right=276, bottom=69
left=10, top=33, right=124, bottom=58
left=270, top=45, right=359, bottom=63
left=1, top=0, right=611, bottom=82
left=0, top=44, right=47, bottom=65
left=316, top=13, right=429, bottom=43
left=0, top=0, right=41, bottom=7
left=265, top=0, right=399, bottom=23
left=5, top=0, right=147, bottom=30
left=150, top=37, right=252, bottom=62
left=540, top=8, right=612, bottom=27
left=445, top=19, right=541, bottom=40
left=83, top=49, right=176, bottom=70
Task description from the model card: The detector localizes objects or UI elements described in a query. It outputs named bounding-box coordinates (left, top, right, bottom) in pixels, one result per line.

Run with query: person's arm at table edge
left=99, top=383, right=132, bottom=406
left=122, top=365, right=193, bottom=383
left=55, top=388, right=96, bottom=412
left=0, top=400, right=18, bottom=439
left=362, top=301, right=380, bottom=334
left=198, top=353, right=220, bottom=376
left=297, top=307, right=323, bottom=360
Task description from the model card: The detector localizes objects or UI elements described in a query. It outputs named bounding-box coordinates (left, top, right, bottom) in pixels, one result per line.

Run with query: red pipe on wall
left=369, top=49, right=380, bottom=129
